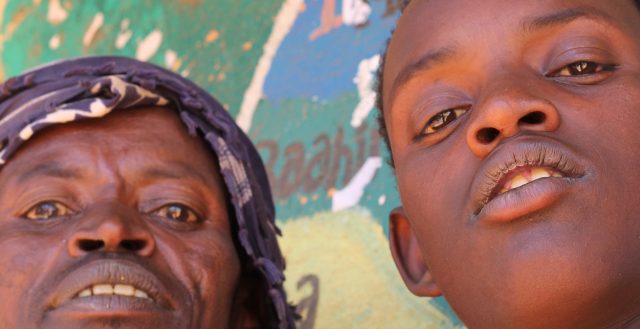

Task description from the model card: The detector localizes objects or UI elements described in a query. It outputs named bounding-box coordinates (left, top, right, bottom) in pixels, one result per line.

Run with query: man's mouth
left=46, top=258, right=175, bottom=314
left=75, top=283, right=152, bottom=301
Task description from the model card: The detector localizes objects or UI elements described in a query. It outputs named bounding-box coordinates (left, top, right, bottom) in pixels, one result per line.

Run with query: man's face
left=383, top=0, right=640, bottom=328
left=0, top=107, right=241, bottom=328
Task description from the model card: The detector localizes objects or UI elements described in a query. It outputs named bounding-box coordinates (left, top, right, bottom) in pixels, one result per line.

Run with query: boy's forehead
left=383, top=0, right=639, bottom=110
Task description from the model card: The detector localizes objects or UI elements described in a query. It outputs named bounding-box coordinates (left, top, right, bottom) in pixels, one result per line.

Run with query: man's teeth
left=499, top=167, right=562, bottom=194
left=76, top=284, right=151, bottom=300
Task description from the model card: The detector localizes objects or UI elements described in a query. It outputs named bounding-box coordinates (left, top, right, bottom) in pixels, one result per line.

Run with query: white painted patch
left=164, top=50, right=177, bottom=68
left=83, top=12, right=104, bottom=47
left=136, top=29, right=163, bottom=62
left=351, top=54, right=380, bottom=128
left=332, top=157, right=383, bottom=212
left=49, top=33, right=61, bottom=50
left=47, top=0, right=67, bottom=25
left=342, top=0, right=371, bottom=26
left=378, top=194, right=386, bottom=206
left=115, top=19, right=132, bottom=49
left=236, top=0, right=304, bottom=132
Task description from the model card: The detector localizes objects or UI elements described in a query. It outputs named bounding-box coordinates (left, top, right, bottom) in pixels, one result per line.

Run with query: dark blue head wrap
left=0, top=56, right=296, bottom=329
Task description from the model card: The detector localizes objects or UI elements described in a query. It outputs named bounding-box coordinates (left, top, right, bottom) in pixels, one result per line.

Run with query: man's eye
left=554, top=61, right=611, bottom=77
left=421, top=108, right=468, bottom=136
left=22, top=201, right=74, bottom=220
left=152, top=203, right=201, bottom=223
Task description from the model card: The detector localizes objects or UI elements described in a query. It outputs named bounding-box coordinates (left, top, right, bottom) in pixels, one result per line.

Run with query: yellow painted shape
left=279, top=209, right=457, bottom=329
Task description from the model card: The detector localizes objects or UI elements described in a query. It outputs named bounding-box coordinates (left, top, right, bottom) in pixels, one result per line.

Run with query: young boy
left=0, top=57, right=296, bottom=328
left=377, top=0, right=640, bottom=328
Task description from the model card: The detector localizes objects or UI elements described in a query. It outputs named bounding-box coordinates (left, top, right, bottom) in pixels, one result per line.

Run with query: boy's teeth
left=509, top=175, right=529, bottom=190
left=499, top=167, right=561, bottom=195
left=530, top=167, right=551, bottom=180
left=76, top=284, right=151, bottom=300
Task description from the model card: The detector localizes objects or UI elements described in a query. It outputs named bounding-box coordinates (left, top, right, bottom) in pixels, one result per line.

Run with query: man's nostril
left=78, top=239, right=104, bottom=252
left=121, top=240, right=146, bottom=252
left=476, top=127, right=500, bottom=144
left=520, top=111, right=546, bottom=125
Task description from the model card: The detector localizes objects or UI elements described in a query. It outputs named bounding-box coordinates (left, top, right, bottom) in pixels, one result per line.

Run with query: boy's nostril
left=519, top=111, right=546, bottom=125
left=78, top=239, right=104, bottom=252
left=476, top=127, right=500, bottom=144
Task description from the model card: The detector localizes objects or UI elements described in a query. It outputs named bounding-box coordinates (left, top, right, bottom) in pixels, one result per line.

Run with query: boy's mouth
left=494, top=167, right=564, bottom=196
left=473, top=140, right=585, bottom=222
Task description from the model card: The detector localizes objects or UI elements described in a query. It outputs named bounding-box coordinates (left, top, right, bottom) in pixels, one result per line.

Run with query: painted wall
left=0, top=0, right=463, bottom=328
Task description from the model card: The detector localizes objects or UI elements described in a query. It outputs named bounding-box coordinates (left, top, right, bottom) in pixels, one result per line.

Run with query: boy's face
left=0, top=108, right=243, bottom=328
left=383, top=0, right=640, bottom=328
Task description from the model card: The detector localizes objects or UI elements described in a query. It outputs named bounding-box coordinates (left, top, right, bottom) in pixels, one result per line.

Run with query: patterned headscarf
left=0, top=56, right=296, bottom=329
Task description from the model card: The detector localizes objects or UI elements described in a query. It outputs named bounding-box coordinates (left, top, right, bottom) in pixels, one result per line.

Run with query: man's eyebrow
left=142, top=161, right=213, bottom=184
left=388, top=46, right=457, bottom=108
left=523, top=7, right=615, bottom=33
left=18, top=162, right=82, bottom=183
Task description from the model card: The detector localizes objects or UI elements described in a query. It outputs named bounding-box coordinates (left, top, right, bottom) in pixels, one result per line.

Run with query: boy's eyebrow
left=523, top=7, right=615, bottom=33
left=388, top=46, right=458, bottom=108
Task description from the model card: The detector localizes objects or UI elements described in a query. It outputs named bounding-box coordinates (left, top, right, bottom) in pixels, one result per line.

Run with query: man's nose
left=465, top=78, right=560, bottom=158
left=67, top=202, right=156, bottom=257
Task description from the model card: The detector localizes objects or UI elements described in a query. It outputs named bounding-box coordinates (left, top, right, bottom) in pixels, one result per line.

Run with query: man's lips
left=47, top=258, right=175, bottom=313
left=471, top=139, right=586, bottom=222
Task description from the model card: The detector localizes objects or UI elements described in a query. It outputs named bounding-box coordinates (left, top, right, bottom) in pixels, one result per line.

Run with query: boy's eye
left=420, top=108, right=468, bottom=136
left=22, top=201, right=74, bottom=220
left=553, top=61, right=611, bottom=77
left=152, top=203, right=200, bottom=223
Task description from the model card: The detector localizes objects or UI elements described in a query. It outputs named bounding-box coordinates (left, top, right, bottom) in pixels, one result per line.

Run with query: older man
left=0, top=57, right=296, bottom=329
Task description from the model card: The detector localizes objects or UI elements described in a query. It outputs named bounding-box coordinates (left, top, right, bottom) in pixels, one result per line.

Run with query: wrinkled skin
left=383, top=0, right=640, bottom=328
left=0, top=107, right=246, bottom=328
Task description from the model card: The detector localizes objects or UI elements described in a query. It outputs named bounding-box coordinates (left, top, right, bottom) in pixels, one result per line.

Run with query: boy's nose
left=67, top=203, right=156, bottom=257
left=465, top=82, right=560, bottom=158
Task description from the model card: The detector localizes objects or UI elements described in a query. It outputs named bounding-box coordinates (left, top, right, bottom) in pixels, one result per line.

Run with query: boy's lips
left=471, top=139, right=586, bottom=222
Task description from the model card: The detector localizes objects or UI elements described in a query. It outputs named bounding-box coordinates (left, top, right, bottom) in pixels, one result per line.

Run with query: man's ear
left=229, top=271, right=261, bottom=329
left=389, top=206, right=442, bottom=297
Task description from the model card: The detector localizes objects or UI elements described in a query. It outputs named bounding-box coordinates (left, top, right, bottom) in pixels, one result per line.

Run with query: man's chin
left=36, top=304, right=187, bottom=329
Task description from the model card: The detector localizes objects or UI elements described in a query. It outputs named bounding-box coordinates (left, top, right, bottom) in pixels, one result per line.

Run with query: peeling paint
left=351, top=54, right=380, bottom=128
left=114, top=19, right=132, bottom=49
left=236, top=0, right=303, bottom=132
left=82, top=12, right=103, bottom=47
left=46, top=0, right=67, bottom=25
left=204, top=29, right=219, bottom=44
left=164, top=49, right=178, bottom=69
left=332, top=157, right=382, bottom=212
left=342, top=0, right=372, bottom=26
left=135, top=29, right=162, bottom=62
left=49, top=33, right=61, bottom=49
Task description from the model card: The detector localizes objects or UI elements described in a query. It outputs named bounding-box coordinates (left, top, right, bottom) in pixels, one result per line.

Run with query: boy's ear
left=389, top=206, right=442, bottom=297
